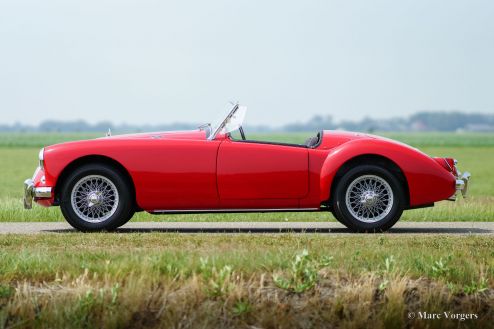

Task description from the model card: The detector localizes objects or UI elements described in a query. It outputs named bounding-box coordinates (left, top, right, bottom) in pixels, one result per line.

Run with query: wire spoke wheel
left=345, top=174, right=394, bottom=223
left=70, top=175, right=119, bottom=223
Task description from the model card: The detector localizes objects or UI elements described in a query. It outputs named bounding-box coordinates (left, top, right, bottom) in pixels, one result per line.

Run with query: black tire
left=60, top=163, right=135, bottom=231
left=332, top=165, right=405, bottom=232
left=331, top=209, right=350, bottom=226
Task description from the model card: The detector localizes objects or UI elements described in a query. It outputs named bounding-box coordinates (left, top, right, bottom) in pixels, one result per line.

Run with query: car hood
left=45, top=129, right=208, bottom=153
left=103, top=129, right=207, bottom=141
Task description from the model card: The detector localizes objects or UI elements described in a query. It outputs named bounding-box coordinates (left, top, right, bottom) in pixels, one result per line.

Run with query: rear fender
left=319, top=139, right=456, bottom=207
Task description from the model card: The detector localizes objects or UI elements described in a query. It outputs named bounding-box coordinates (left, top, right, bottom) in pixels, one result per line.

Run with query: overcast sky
left=1, top=0, right=493, bottom=126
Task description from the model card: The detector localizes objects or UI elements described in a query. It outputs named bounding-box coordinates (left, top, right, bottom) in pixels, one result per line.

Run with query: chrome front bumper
left=23, top=179, right=52, bottom=209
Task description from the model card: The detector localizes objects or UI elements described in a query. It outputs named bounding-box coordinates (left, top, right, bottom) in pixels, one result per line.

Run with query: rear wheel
left=331, top=208, right=350, bottom=226
left=332, top=165, right=404, bottom=232
left=60, top=163, right=135, bottom=231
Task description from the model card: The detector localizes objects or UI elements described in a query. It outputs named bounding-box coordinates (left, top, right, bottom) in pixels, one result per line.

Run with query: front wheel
left=60, top=164, right=135, bottom=231
left=332, top=165, right=405, bottom=232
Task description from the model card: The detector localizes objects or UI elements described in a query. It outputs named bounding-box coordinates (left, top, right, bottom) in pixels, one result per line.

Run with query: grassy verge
left=0, top=234, right=493, bottom=328
left=1, top=196, right=493, bottom=222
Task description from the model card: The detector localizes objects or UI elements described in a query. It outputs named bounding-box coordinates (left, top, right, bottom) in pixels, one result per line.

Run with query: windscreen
left=221, top=106, right=247, bottom=134
left=209, top=104, right=247, bottom=140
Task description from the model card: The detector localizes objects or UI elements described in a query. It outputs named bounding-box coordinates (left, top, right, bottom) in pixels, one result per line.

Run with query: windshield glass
left=209, top=104, right=247, bottom=140
left=222, top=106, right=246, bottom=134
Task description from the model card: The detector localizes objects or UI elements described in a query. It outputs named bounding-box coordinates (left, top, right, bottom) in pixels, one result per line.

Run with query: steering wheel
left=239, top=126, right=246, bottom=140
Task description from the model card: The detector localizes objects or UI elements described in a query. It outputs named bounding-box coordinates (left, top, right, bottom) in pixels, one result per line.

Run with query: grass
left=0, top=133, right=493, bottom=222
left=0, top=133, right=101, bottom=148
left=0, top=234, right=493, bottom=328
left=2, top=131, right=494, bottom=148
left=378, top=132, right=494, bottom=147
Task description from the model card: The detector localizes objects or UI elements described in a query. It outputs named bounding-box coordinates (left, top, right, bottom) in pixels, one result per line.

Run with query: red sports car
left=24, top=104, right=470, bottom=232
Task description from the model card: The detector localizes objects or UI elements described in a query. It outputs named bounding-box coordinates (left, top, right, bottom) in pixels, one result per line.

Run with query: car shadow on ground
left=44, top=227, right=492, bottom=234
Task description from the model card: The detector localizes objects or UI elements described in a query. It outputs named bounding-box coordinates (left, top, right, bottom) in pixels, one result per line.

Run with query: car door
left=217, top=139, right=309, bottom=204
left=129, top=138, right=221, bottom=210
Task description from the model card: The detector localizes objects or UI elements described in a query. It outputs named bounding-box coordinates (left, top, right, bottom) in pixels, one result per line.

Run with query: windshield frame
left=208, top=103, right=240, bottom=140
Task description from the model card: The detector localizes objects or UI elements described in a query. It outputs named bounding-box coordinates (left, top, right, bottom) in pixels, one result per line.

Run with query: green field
left=3, top=131, right=494, bottom=148
left=0, top=132, right=492, bottom=222
left=1, top=132, right=493, bottom=329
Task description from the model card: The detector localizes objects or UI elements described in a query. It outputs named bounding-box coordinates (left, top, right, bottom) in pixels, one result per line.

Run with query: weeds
left=273, top=249, right=332, bottom=293
left=207, top=265, right=234, bottom=298
left=110, top=283, right=119, bottom=305
left=382, top=255, right=396, bottom=274
left=232, top=299, right=251, bottom=317
left=0, top=284, right=13, bottom=299
left=463, top=277, right=488, bottom=294
left=378, top=279, right=389, bottom=292
left=430, top=255, right=452, bottom=278
left=198, top=258, right=235, bottom=298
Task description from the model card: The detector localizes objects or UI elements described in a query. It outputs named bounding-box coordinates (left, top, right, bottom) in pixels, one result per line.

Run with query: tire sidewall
left=60, top=164, right=133, bottom=231
left=334, top=165, right=404, bottom=232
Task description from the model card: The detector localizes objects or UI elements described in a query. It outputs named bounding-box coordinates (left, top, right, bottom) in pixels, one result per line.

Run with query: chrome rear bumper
left=23, top=179, right=52, bottom=209
left=456, top=172, right=471, bottom=197
left=449, top=164, right=471, bottom=201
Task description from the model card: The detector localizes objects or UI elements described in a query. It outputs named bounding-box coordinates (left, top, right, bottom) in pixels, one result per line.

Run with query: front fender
left=319, top=139, right=455, bottom=207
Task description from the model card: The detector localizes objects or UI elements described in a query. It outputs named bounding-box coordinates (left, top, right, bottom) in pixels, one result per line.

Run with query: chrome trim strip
left=152, top=208, right=320, bottom=214
left=444, top=158, right=453, bottom=172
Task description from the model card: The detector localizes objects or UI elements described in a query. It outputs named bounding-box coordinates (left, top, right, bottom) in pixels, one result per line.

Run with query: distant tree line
left=0, top=120, right=199, bottom=133
left=1, top=111, right=493, bottom=133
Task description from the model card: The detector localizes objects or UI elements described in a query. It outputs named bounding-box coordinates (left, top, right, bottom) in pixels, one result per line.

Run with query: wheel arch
left=54, top=155, right=138, bottom=209
left=325, top=154, right=410, bottom=208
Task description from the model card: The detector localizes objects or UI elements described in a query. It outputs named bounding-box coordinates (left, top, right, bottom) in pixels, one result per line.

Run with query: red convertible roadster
left=24, top=104, right=470, bottom=232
